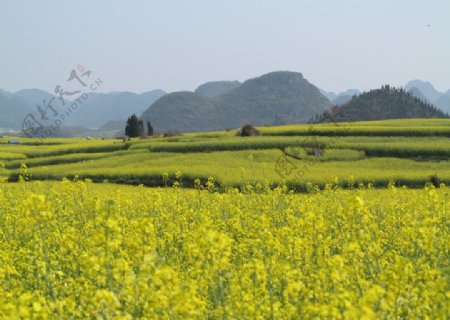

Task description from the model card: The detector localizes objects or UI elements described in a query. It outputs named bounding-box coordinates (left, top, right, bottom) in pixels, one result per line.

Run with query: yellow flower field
left=0, top=180, right=448, bottom=319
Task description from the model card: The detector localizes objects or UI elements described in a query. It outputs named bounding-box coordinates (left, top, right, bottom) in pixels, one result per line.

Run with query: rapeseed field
left=0, top=179, right=448, bottom=318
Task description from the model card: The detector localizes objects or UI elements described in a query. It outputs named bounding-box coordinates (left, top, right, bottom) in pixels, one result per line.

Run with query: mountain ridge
left=2, top=77, right=449, bottom=135
left=0, top=89, right=166, bottom=131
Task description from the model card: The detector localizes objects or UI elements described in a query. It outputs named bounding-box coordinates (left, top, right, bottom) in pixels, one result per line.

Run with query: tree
left=147, top=121, right=154, bottom=136
left=125, top=114, right=144, bottom=138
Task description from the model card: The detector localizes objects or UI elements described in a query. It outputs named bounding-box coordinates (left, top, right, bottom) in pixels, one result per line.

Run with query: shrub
left=236, top=124, right=261, bottom=137
left=163, top=130, right=182, bottom=137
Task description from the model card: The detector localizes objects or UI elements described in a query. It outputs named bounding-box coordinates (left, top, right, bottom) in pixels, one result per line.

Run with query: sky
left=1, top=0, right=449, bottom=94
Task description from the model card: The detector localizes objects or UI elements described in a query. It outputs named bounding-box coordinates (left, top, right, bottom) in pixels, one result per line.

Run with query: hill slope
left=0, top=88, right=166, bottom=131
left=67, top=90, right=166, bottom=128
left=142, top=71, right=331, bottom=132
left=314, top=86, right=448, bottom=123
left=14, top=89, right=57, bottom=107
left=142, top=92, right=221, bottom=133
left=0, top=92, right=33, bottom=130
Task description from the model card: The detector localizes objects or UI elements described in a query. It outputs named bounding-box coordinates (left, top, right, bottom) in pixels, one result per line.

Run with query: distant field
left=1, top=119, right=449, bottom=190
left=195, top=118, right=450, bottom=137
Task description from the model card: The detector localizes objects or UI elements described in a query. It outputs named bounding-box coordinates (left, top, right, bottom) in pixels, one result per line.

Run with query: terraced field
left=1, top=119, right=449, bottom=190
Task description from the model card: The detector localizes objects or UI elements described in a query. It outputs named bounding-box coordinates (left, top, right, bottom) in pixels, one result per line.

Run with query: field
left=1, top=119, right=449, bottom=190
left=0, top=119, right=449, bottom=318
left=0, top=180, right=448, bottom=318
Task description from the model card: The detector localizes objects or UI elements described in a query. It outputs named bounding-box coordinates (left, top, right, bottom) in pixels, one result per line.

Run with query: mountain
left=195, top=81, right=241, bottom=98
left=142, top=71, right=331, bottom=133
left=434, top=90, right=450, bottom=114
left=407, top=87, right=429, bottom=103
left=217, top=72, right=330, bottom=125
left=0, top=89, right=64, bottom=131
left=0, top=89, right=13, bottom=99
left=0, top=88, right=165, bottom=131
left=319, top=90, right=336, bottom=101
left=331, top=89, right=360, bottom=105
left=14, top=89, right=57, bottom=107
left=321, top=89, right=360, bottom=105
left=66, top=89, right=166, bottom=128
left=404, top=80, right=442, bottom=102
left=138, top=90, right=167, bottom=104
left=405, top=80, right=450, bottom=114
left=403, top=81, right=450, bottom=114
left=332, top=95, right=353, bottom=105
left=0, top=92, right=34, bottom=130
left=314, top=85, right=448, bottom=123
left=98, top=119, right=126, bottom=132
left=142, top=92, right=219, bottom=133
left=339, top=89, right=360, bottom=97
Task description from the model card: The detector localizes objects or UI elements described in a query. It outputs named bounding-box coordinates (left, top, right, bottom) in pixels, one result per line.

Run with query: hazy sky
left=1, top=0, right=449, bottom=94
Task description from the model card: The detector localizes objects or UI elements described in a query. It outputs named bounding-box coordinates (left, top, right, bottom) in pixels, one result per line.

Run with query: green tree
left=125, top=114, right=144, bottom=138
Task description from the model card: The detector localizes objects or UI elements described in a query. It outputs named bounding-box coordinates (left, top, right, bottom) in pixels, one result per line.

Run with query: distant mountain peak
left=319, top=89, right=336, bottom=101
left=405, top=79, right=435, bottom=87
left=248, top=71, right=304, bottom=84
left=142, top=71, right=330, bottom=133
left=404, top=79, right=442, bottom=102
left=339, top=89, right=360, bottom=97
left=319, top=88, right=361, bottom=104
